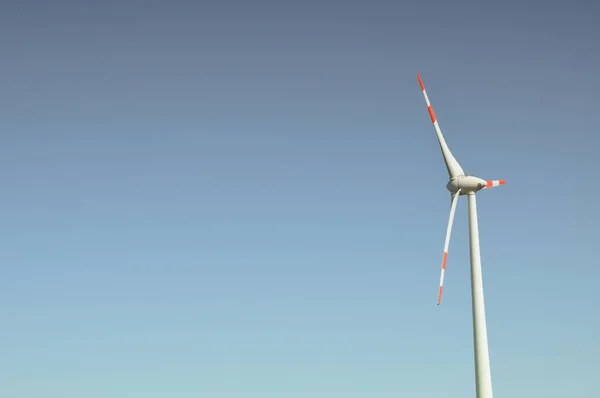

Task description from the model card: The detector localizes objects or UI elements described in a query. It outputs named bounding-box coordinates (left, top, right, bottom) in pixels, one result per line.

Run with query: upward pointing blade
left=438, top=189, right=461, bottom=305
left=417, top=73, right=465, bottom=179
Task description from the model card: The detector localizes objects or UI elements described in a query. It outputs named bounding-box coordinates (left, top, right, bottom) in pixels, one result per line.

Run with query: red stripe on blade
left=428, top=106, right=436, bottom=123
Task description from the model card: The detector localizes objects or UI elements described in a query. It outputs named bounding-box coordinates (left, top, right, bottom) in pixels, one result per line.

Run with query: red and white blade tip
left=485, top=180, right=506, bottom=188
left=437, top=252, right=448, bottom=305
left=417, top=72, right=425, bottom=91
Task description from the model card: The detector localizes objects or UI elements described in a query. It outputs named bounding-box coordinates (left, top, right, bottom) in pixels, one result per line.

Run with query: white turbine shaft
left=467, top=192, right=493, bottom=398
left=417, top=73, right=465, bottom=179
left=438, top=188, right=461, bottom=305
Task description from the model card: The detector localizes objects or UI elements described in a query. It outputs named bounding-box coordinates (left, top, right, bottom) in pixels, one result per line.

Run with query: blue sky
left=1, top=1, right=598, bottom=397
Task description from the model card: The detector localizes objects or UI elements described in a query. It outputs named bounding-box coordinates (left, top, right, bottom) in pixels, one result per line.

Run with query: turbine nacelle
left=446, top=176, right=505, bottom=195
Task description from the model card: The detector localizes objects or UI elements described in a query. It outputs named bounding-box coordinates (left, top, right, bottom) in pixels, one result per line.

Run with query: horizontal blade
left=438, top=188, right=461, bottom=305
left=483, top=180, right=506, bottom=189
left=417, top=73, right=465, bottom=179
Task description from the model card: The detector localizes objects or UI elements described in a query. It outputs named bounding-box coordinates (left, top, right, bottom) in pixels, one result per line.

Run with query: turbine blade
left=438, top=189, right=461, bottom=305
left=417, top=73, right=465, bottom=179
left=482, top=179, right=506, bottom=189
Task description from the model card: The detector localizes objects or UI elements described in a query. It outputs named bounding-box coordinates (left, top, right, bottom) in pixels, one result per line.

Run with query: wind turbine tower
left=416, top=72, right=506, bottom=398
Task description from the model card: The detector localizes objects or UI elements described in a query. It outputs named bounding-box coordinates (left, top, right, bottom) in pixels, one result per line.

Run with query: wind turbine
left=416, top=72, right=505, bottom=398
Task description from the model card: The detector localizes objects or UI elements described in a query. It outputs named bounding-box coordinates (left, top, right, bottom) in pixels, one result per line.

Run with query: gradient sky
left=1, top=1, right=599, bottom=397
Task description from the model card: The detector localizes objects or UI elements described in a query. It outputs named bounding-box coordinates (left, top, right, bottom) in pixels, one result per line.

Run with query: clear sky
left=1, top=1, right=598, bottom=397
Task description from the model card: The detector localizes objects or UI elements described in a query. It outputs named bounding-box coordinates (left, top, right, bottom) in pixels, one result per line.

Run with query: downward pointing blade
left=438, top=189, right=461, bottom=305
left=417, top=73, right=465, bottom=179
